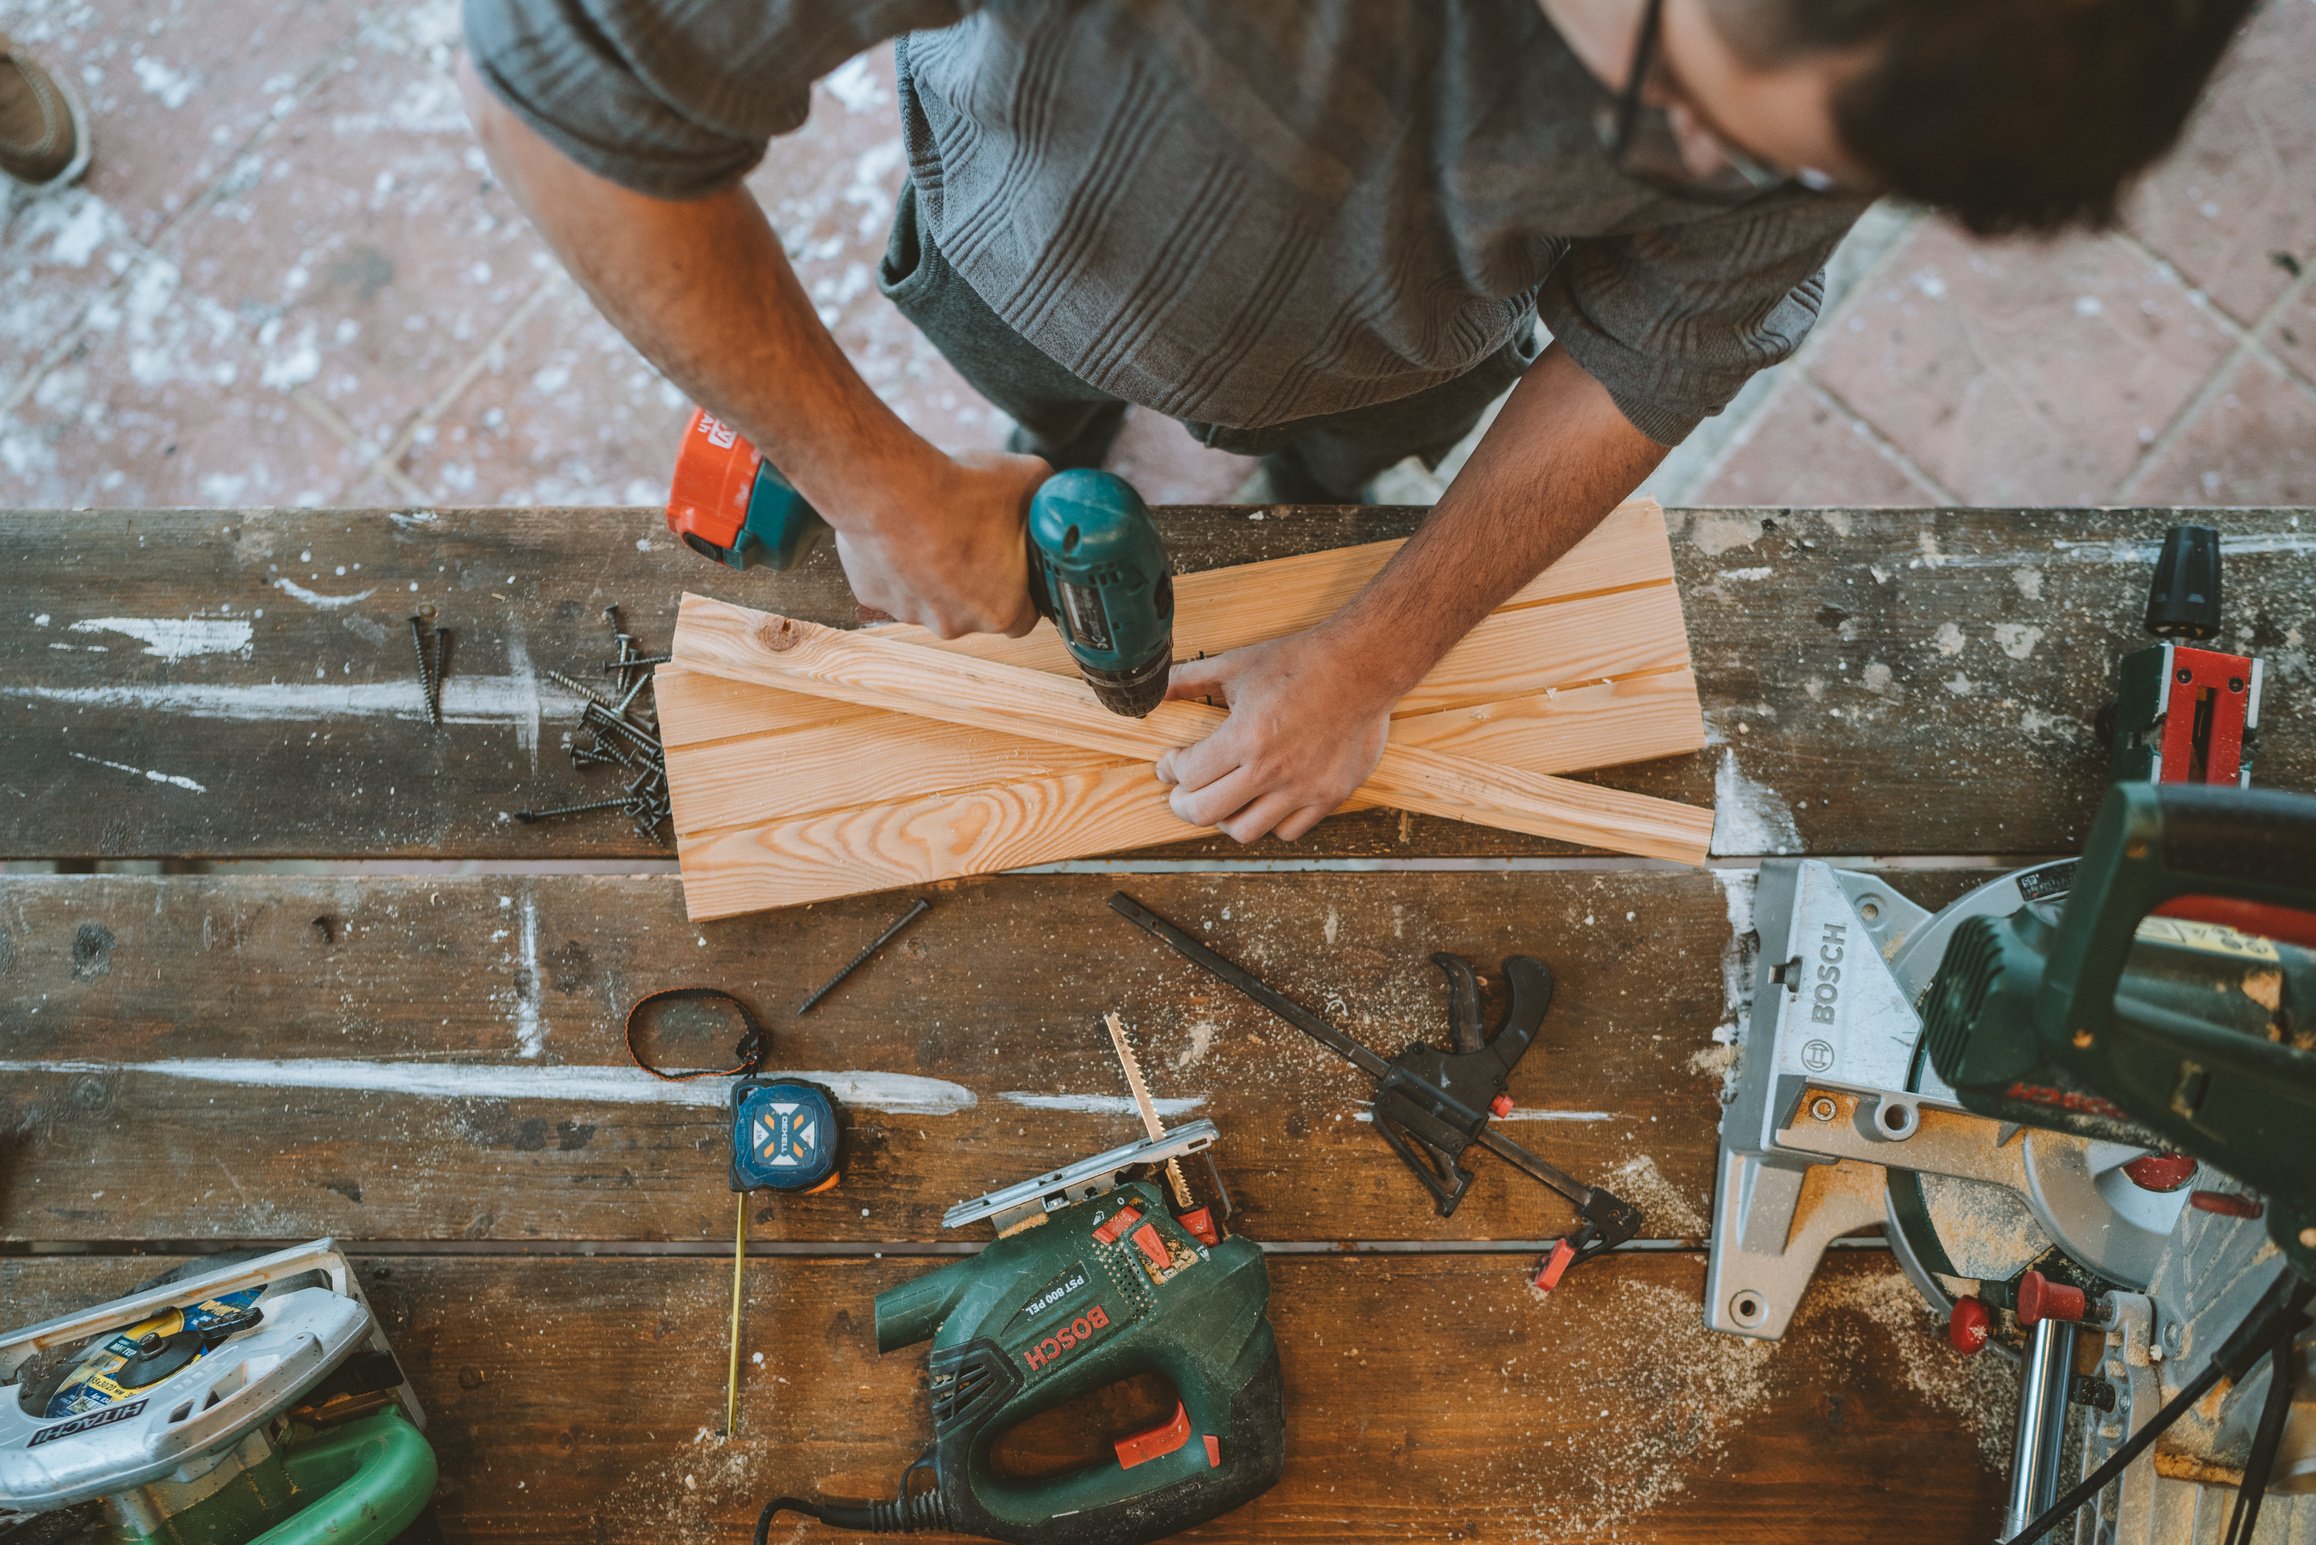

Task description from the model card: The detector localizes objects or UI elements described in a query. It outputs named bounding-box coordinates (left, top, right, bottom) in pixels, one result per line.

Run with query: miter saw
left=0, top=1239, right=437, bottom=1545
left=1707, top=525, right=2316, bottom=1542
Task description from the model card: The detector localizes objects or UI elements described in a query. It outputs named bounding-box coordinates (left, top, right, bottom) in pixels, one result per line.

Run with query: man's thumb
left=1164, top=652, right=1230, bottom=706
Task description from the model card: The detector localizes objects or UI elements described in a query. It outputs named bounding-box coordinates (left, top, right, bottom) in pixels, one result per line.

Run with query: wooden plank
left=847, top=496, right=1679, bottom=682
left=0, top=1251, right=2011, bottom=1544
left=660, top=667, right=1703, bottom=842
left=3, top=506, right=2308, bottom=859
left=674, top=762, right=1192, bottom=916
left=668, top=601, right=1714, bottom=870
left=653, top=582, right=1692, bottom=751
left=0, top=868, right=2005, bottom=1245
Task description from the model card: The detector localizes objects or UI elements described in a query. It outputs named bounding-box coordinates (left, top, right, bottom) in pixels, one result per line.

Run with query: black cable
left=755, top=1459, right=946, bottom=1539
left=2222, top=1338, right=2297, bottom=1545
left=2002, top=1273, right=2313, bottom=1545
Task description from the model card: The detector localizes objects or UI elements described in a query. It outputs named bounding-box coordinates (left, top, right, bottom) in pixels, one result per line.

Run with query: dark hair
left=1745, top=0, right=2255, bottom=236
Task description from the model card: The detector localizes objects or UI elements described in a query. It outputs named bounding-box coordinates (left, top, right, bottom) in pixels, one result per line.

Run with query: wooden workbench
left=1, top=504, right=2309, bottom=1543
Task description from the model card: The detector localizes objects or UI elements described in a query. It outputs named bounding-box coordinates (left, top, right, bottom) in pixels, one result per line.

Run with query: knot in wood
left=757, top=618, right=803, bottom=653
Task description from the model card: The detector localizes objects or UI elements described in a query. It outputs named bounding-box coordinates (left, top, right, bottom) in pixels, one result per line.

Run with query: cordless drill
left=666, top=410, right=1177, bottom=716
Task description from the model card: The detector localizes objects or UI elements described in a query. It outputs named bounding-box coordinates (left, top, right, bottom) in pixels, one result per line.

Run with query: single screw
left=515, top=798, right=636, bottom=823
left=614, top=670, right=654, bottom=717
left=408, top=616, right=441, bottom=724
left=604, top=653, right=673, bottom=671
left=547, top=669, right=615, bottom=708
left=1808, top=1096, right=1837, bottom=1122
left=427, top=625, right=451, bottom=722
left=797, top=898, right=933, bottom=1016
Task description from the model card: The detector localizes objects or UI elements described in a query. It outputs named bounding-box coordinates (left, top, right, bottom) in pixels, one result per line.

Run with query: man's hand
left=1154, top=627, right=1395, bottom=843
left=835, top=448, right=1050, bottom=638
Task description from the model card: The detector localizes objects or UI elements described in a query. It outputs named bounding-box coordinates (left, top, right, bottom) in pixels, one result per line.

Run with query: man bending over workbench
left=459, top=0, right=2244, bottom=842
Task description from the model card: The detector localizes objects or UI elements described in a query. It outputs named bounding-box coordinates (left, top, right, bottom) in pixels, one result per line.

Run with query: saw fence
left=659, top=498, right=1713, bottom=918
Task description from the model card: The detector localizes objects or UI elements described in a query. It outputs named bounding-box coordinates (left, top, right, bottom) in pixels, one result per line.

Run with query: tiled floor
left=3, top=0, right=2313, bottom=512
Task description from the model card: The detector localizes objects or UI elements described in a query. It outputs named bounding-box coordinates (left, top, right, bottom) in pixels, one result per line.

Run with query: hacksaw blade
left=1105, top=1012, right=1194, bottom=1210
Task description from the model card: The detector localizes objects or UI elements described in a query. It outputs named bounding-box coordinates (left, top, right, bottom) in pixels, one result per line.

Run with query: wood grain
left=847, top=496, right=1679, bottom=681
left=670, top=600, right=1714, bottom=866
left=660, top=666, right=1705, bottom=845
left=0, top=1251, right=2011, bottom=1545
left=653, top=581, right=1693, bottom=750
left=0, top=872, right=2019, bottom=1246
left=1, top=505, right=2307, bottom=859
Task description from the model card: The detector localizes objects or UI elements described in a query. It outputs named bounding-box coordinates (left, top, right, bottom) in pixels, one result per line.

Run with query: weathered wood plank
left=0, top=868, right=1977, bottom=1245
left=2, top=506, right=2305, bottom=859
left=0, top=1251, right=2011, bottom=1544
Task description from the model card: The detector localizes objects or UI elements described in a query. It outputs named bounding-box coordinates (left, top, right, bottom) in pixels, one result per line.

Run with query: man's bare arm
left=458, top=58, right=1045, bottom=638
left=1156, top=343, right=1669, bottom=842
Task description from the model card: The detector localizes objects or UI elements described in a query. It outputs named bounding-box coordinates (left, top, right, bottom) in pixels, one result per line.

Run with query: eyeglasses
left=1594, top=0, right=1794, bottom=203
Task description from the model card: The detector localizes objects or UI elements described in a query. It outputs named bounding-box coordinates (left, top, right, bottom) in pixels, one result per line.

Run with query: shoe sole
left=15, top=59, right=92, bottom=193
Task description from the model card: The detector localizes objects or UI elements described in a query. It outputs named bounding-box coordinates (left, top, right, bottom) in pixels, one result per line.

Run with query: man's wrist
left=769, top=420, right=949, bottom=540
left=1309, top=614, right=1432, bottom=712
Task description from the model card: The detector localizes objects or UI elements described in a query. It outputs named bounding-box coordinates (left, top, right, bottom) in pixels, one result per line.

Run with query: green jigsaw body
left=871, top=1180, right=1284, bottom=1545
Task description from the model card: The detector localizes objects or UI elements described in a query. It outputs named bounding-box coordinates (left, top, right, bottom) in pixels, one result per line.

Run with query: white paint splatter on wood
left=1686, top=513, right=1763, bottom=557
left=509, top=893, right=544, bottom=1057
left=273, top=578, right=376, bottom=608
left=1991, top=623, right=2043, bottom=661
left=1710, top=750, right=1799, bottom=857
left=67, top=617, right=252, bottom=661
left=65, top=751, right=208, bottom=793
left=0, top=1058, right=977, bottom=1115
left=7, top=676, right=558, bottom=726
left=998, top=1091, right=1205, bottom=1118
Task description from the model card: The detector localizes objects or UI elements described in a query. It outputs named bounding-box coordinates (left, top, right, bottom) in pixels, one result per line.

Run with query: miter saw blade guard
left=1704, top=860, right=2188, bottom=1342
left=0, top=1239, right=435, bottom=1543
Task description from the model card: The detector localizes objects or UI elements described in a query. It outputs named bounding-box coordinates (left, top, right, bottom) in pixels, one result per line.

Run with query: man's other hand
left=834, top=449, right=1049, bottom=638
left=1153, top=629, right=1394, bottom=844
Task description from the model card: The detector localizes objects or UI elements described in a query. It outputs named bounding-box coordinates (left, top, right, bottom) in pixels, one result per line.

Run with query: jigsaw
left=759, top=1121, right=1284, bottom=1545
left=0, top=1239, right=437, bottom=1545
left=1706, top=525, right=2316, bottom=1542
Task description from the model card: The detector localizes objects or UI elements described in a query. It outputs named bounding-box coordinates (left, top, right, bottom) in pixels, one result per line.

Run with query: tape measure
left=730, top=1078, right=841, bottom=1194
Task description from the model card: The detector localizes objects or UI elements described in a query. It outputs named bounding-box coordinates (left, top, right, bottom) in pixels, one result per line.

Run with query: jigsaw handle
left=874, top=1258, right=976, bottom=1354
left=966, top=1339, right=1285, bottom=1544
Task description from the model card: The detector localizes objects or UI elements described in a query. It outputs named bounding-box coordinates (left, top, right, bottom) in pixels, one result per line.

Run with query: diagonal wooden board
left=662, top=499, right=1710, bottom=917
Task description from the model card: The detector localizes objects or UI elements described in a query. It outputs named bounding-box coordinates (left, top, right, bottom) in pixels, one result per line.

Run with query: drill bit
left=1105, top=1012, right=1194, bottom=1211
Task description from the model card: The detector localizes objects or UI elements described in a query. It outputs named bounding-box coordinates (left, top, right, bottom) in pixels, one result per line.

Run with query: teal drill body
left=1923, top=781, right=2316, bottom=1278
left=867, top=1180, right=1283, bottom=1545
left=712, top=456, right=1174, bottom=717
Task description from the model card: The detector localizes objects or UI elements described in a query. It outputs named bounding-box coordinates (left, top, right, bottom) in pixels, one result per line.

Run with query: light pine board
left=663, top=502, right=1708, bottom=916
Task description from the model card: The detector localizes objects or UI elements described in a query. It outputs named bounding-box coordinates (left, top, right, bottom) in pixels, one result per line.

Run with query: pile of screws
left=408, top=609, right=451, bottom=725
left=517, top=605, right=672, bottom=842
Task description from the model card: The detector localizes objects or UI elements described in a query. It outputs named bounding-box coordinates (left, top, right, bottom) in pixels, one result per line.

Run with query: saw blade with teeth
left=1106, top=1012, right=1194, bottom=1211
